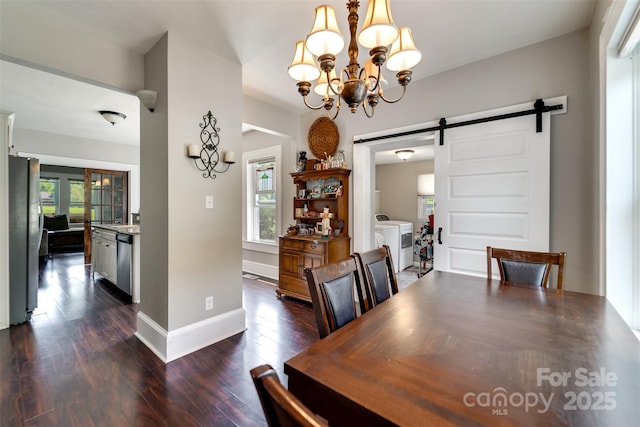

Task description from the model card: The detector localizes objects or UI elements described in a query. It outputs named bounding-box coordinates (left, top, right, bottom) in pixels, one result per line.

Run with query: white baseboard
left=136, top=308, right=246, bottom=363
left=242, top=260, right=278, bottom=280
left=135, top=312, right=168, bottom=362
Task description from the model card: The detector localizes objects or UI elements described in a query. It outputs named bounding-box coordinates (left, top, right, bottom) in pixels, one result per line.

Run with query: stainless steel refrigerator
left=9, top=156, right=40, bottom=325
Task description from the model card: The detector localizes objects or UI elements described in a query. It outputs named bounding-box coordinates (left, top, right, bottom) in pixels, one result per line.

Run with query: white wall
left=12, top=128, right=139, bottom=165
left=299, top=29, right=596, bottom=294
left=0, top=112, right=13, bottom=329
left=242, top=95, right=298, bottom=139
left=0, top=3, right=144, bottom=92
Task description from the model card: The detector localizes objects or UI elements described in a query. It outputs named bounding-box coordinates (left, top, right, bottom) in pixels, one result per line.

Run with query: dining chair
left=250, top=364, right=327, bottom=427
left=304, top=257, right=367, bottom=339
left=487, top=246, right=566, bottom=289
left=353, top=245, right=399, bottom=310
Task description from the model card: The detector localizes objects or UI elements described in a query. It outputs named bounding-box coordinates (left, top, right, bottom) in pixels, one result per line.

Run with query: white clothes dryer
left=375, top=214, right=414, bottom=272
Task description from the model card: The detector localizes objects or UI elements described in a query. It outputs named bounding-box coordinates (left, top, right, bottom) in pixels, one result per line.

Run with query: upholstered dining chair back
left=353, top=245, right=399, bottom=310
left=304, top=257, right=366, bottom=339
left=487, top=246, right=566, bottom=289
left=250, top=364, right=327, bottom=427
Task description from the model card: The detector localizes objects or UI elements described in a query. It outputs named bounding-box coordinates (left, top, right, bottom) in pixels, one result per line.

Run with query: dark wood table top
left=284, top=271, right=640, bottom=426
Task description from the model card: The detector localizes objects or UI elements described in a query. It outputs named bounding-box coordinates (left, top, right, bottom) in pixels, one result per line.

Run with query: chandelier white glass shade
left=395, top=149, right=414, bottom=161
left=99, top=110, right=126, bottom=125
left=288, top=0, right=421, bottom=119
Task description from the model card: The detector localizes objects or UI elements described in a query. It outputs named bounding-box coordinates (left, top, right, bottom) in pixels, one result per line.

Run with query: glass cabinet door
left=86, top=169, right=128, bottom=226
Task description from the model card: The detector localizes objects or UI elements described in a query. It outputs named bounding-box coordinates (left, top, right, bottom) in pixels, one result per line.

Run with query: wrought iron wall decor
left=187, top=110, right=235, bottom=179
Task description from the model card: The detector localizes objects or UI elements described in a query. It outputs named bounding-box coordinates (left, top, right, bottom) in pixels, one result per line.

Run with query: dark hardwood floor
left=1, top=253, right=319, bottom=426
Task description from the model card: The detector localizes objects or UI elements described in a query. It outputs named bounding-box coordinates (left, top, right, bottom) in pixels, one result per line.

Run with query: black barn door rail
left=353, top=99, right=564, bottom=145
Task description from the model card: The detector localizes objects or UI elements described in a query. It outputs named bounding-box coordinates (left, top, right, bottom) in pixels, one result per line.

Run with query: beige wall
left=140, top=31, right=244, bottom=332
left=376, top=159, right=434, bottom=227
left=140, top=33, right=170, bottom=328
left=167, top=32, right=243, bottom=329
left=0, top=2, right=144, bottom=92
left=298, top=29, right=596, bottom=294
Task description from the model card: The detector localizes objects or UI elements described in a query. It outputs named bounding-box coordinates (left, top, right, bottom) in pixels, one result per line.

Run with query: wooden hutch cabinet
left=278, top=168, right=351, bottom=302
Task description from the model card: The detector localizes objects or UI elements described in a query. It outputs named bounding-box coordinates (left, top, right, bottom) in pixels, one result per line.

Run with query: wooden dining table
left=284, top=271, right=640, bottom=426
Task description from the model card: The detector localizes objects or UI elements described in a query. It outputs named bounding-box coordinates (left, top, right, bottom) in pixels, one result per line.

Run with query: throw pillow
left=44, top=214, right=69, bottom=231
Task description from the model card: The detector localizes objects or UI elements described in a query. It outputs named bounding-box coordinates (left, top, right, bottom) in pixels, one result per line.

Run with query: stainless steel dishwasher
left=116, top=233, right=133, bottom=296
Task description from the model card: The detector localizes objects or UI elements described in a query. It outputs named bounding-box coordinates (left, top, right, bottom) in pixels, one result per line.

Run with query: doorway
left=352, top=131, right=435, bottom=254
left=0, top=59, right=141, bottom=328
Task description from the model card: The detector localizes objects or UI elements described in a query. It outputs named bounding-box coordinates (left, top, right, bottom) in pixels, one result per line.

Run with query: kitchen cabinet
left=91, top=228, right=117, bottom=284
left=91, top=224, right=141, bottom=302
left=278, top=168, right=351, bottom=302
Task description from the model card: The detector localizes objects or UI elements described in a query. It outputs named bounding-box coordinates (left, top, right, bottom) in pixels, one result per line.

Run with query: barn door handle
left=437, top=227, right=443, bottom=244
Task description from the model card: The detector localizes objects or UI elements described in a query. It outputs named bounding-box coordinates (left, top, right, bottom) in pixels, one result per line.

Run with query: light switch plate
left=205, top=195, right=214, bottom=209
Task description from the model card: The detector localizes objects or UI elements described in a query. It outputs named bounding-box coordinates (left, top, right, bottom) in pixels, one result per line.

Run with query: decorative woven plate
left=308, top=117, right=339, bottom=159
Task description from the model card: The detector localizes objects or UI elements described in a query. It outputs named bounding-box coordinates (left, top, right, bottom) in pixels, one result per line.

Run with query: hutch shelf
left=277, top=168, right=351, bottom=302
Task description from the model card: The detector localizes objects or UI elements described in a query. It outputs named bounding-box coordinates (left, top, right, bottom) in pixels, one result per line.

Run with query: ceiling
left=0, top=0, right=596, bottom=164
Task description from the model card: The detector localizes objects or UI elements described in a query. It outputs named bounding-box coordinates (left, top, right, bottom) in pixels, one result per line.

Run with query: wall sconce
left=187, top=110, right=235, bottom=179
left=136, top=89, right=158, bottom=112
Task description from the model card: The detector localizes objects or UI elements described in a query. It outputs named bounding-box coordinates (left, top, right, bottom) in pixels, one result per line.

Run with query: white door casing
left=434, top=104, right=555, bottom=277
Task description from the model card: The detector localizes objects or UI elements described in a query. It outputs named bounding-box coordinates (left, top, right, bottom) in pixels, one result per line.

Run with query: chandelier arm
left=326, top=69, right=342, bottom=97
left=292, top=0, right=417, bottom=118
left=328, top=104, right=340, bottom=120
left=361, top=101, right=375, bottom=118
left=378, top=85, right=408, bottom=104
left=367, top=64, right=383, bottom=93
left=302, top=96, right=328, bottom=110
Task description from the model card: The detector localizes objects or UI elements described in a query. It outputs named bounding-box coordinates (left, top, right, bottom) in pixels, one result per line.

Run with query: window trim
left=242, top=146, right=282, bottom=248
left=39, top=177, right=60, bottom=215
left=633, top=43, right=640, bottom=332
left=68, top=178, right=85, bottom=223
left=251, top=159, right=276, bottom=243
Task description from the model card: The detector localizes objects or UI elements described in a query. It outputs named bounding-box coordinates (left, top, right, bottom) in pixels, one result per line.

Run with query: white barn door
left=433, top=107, right=551, bottom=277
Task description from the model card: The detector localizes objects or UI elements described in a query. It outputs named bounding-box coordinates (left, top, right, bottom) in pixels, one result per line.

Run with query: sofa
left=43, top=214, right=84, bottom=254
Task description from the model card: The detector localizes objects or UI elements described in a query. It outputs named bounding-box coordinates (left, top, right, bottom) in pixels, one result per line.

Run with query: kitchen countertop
left=93, top=224, right=140, bottom=235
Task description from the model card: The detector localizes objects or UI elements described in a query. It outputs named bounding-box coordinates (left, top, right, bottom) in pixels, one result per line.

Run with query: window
left=604, top=3, right=640, bottom=335
left=39, top=178, right=59, bottom=215
left=417, top=174, right=434, bottom=221
left=417, top=196, right=434, bottom=221
left=243, top=145, right=282, bottom=248
left=250, top=158, right=276, bottom=242
left=68, top=179, right=84, bottom=223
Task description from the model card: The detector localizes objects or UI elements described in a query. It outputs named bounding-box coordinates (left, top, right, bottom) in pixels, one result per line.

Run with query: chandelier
left=288, top=0, right=421, bottom=119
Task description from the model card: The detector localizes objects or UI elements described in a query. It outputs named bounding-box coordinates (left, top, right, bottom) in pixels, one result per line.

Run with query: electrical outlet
left=205, top=296, right=213, bottom=311
left=205, top=195, right=214, bottom=209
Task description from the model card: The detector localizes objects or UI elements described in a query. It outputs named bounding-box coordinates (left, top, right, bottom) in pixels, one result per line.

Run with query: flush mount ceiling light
left=99, top=110, right=126, bottom=125
left=288, top=0, right=422, bottom=119
left=395, top=149, right=414, bottom=161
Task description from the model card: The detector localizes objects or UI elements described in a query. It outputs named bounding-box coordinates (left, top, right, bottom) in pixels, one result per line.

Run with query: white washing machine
left=375, top=214, right=414, bottom=272
left=374, top=224, right=400, bottom=273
